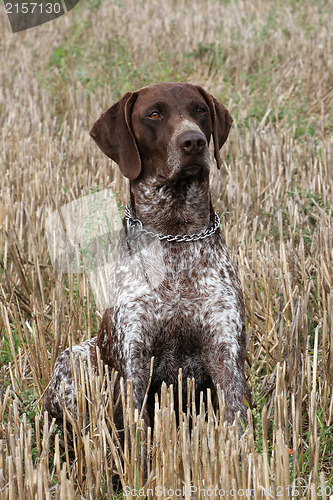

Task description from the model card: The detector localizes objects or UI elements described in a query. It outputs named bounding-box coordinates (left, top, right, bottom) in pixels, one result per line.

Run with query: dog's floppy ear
left=196, top=86, right=233, bottom=170
left=89, top=92, right=141, bottom=180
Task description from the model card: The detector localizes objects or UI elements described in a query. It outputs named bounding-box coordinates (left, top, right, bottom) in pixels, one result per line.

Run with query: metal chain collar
left=125, top=205, right=220, bottom=243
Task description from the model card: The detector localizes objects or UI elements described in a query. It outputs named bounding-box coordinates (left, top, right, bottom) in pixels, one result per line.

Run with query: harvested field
left=0, top=0, right=332, bottom=498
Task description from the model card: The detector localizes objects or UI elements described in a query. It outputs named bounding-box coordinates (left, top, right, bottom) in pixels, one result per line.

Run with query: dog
left=43, top=82, right=251, bottom=435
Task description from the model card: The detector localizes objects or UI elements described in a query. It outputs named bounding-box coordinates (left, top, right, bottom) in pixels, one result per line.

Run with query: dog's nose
left=177, top=131, right=207, bottom=155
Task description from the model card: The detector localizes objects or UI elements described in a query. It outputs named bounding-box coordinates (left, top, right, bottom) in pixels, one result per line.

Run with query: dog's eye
left=148, top=111, right=162, bottom=119
left=196, top=107, right=206, bottom=115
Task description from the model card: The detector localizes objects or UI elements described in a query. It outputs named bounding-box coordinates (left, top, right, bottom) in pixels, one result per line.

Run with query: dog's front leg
left=125, top=347, right=153, bottom=427
left=209, top=352, right=251, bottom=434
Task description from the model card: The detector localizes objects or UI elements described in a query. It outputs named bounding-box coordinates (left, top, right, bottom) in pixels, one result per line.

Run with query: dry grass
left=0, top=0, right=333, bottom=497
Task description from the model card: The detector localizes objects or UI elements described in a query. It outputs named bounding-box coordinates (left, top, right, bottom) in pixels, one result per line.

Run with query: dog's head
left=89, top=82, right=233, bottom=183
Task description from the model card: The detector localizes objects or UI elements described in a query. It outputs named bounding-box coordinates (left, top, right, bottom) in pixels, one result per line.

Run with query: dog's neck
left=129, top=176, right=214, bottom=236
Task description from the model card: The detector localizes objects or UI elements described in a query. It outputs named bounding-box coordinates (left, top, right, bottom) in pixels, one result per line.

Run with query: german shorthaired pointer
left=43, top=82, right=251, bottom=434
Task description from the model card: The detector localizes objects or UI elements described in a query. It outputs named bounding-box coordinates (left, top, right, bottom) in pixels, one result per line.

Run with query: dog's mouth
left=158, top=162, right=207, bottom=186
left=179, top=163, right=203, bottom=179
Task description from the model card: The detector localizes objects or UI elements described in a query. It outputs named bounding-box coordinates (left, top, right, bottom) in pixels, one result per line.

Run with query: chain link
left=125, top=205, right=220, bottom=242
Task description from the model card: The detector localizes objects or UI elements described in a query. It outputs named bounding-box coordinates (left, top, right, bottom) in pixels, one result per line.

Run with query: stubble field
left=0, top=0, right=332, bottom=498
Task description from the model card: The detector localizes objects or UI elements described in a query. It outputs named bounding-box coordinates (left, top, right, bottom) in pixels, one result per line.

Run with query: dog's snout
left=177, top=131, right=207, bottom=156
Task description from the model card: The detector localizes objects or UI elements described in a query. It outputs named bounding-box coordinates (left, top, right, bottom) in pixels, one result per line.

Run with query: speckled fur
left=43, top=83, right=251, bottom=433
left=43, top=338, right=96, bottom=425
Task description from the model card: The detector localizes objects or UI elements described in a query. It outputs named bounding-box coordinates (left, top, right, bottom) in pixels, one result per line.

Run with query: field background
left=0, top=0, right=333, bottom=498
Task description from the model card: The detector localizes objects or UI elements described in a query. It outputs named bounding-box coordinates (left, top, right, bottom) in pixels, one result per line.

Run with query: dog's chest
left=109, top=230, right=241, bottom=328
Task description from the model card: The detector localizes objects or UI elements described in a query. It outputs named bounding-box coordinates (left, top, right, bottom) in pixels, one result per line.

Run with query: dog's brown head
left=89, top=82, right=233, bottom=182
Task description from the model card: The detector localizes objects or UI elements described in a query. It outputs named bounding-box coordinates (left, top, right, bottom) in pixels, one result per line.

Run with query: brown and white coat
left=43, top=82, right=251, bottom=433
